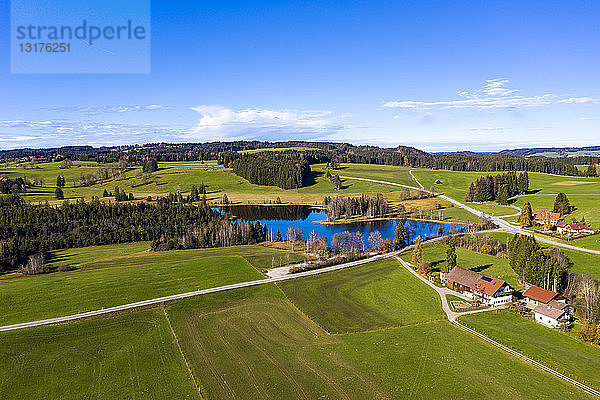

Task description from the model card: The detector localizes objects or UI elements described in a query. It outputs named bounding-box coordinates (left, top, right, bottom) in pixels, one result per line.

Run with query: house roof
left=534, top=212, right=561, bottom=221
left=523, top=285, right=558, bottom=304
left=557, top=222, right=595, bottom=231
left=533, top=304, right=565, bottom=320
left=446, top=266, right=482, bottom=288
left=548, top=300, right=568, bottom=311
left=473, top=276, right=507, bottom=296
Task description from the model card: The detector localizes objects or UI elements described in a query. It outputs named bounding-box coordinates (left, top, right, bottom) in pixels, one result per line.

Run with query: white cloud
left=0, top=119, right=187, bottom=148
left=39, top=105, right=172, bottom=113
left=187, top=105, right=346, bottom=140
left=382, top=79, right=599, bottom=110
left=557, top=97, right=597, bottom=104
left=0, top=135, right=45, bottom=142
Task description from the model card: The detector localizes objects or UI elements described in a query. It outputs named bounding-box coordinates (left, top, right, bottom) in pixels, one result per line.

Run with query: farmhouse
left=533, top=211, right=561, bottom=226
left=532, top=300, right=574, bottom=328
left=556, top=222, right=596, bottom=236
left=522, top=285, right=565, bottom=308
left=445, top=266, right=513, bottom=307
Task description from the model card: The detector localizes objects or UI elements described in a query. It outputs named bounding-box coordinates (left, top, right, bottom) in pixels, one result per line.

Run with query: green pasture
left=462, top=310, right=600, bottom=392
left=0, top=244, right=301, bottom=326
left=0, top=308, right=198, bottom=400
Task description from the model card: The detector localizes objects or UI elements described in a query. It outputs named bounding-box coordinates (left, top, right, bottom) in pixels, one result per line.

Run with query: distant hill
left=501, top=146, right=600, bottom=158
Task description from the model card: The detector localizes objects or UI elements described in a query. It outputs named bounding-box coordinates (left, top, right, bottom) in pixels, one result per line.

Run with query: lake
left=221, top=205, right=467, bottom=249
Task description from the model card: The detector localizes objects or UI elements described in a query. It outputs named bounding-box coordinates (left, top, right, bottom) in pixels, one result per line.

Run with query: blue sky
left=1, top=0, right=599, bottom=151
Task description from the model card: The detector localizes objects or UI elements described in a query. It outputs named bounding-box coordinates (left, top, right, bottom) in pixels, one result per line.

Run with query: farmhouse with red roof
left=523, top=285, right=574, bottom=328
left=556, top=222, right=596, bottom=237
left=445, top=266, right=513, bottom=307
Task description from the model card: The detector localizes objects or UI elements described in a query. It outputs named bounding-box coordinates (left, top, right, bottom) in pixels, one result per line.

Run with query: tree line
left=2, top=141, right=595, bottom=178
left=507, top=234, right=600, bottom=322
left=324, top=194, right=389, bottom=221
left=0, top=194, right=264, bottom=272
left=229, top=153, right=311, bottom=189
left=464, top=171, right=529, bottom=203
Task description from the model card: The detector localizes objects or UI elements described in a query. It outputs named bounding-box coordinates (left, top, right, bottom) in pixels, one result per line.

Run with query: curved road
left=395, top=256, right=600, bottom=398
left=341, top=173, right=600, bottom=255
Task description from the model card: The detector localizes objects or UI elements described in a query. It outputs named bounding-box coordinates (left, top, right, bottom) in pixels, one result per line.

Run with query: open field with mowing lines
left=164, top=263, right=594, bottom=399
left=461, top=310, right=600, bottom=392
left=0, top=244, right=301, bottom=326
left=278, top=258, right=445, bottom=333
left=401, top=241, right=521, bottom=289
left=166, top=284, right=383, bottom=400
left=0, top=258, right=596, bottom=399
left=0, top=308, right=199, bottom=400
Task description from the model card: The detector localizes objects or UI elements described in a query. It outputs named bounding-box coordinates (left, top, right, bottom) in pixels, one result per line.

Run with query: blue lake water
left=220, top=206, right=467, bottom=249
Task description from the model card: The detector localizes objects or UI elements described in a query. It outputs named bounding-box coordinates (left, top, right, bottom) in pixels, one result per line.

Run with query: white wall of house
left=488, top=293, right=512, bottom=306
left=534, top=312, right=560, bottom=328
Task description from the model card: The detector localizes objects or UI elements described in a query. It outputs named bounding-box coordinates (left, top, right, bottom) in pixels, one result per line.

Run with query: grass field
left=401, top=241, right=521, bottom=289
left=553, top=248, right=600, bottom=279
left=412, top=169, right=600, bottom=200
left=1, top=258, right=595, bottom=399
left=312, top=162, right=417, bottom=187
left=0, top=308, right=199, bottom=400
left=513, top=194, right=600, bottom=227
left=411, top=168, right=600, bottom=219
left=570, top=234, right=600, bottom=252
left=461, top=310, right=600, bottom=392
left=0, top=243, right=302, bottom=326
left=278, top=258, right=445, bottom=333
left=0, top=161, right=408, bottom=204
left=164, top=265, right=594, bottom=399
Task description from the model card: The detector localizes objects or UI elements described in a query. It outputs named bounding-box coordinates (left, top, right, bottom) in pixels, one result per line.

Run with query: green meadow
left=412, top=169, right=600, bottom=200
left=401, top=240, right=521, bottom=289
left=462, top=310, right=600, bottom=392
left=312, top=162, right=417, bottom=187
left=0, top=308, right=199, bottom=400
left=0, top=258, right=595, bottom=399
left=0, top=243, right=301, bottom=326
left=162, top=260, right=593, bottom=399
left=513, top=194, right=600, bottom=226
left=278, top=258, right=445, bottom=333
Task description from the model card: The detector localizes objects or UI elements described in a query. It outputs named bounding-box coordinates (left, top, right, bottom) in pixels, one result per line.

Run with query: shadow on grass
left=471, top=264, right=494, bottom=273
left=303, top=171, right=323, bottom=187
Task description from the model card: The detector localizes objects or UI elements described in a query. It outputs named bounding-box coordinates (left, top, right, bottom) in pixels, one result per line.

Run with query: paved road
left=343, top=173, right=600, bottom=255
left=0, top=250, right=402, bottom=332
left=394, top=256, right=492, bottom=322
left=394, top=256, right=600, bottom=398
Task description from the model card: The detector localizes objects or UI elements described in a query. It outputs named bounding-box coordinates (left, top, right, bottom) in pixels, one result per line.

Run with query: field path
left=394, top=256, right=600, bottom=398
left=0, top=251, right=400, bottom=332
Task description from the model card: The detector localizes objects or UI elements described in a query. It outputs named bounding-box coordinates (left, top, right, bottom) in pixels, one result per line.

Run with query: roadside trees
left=553, top=193, right=572, bottom=216
left=446, top=237, right=457, bottom=271
left=412, top=236, right=424, bottom=269
left=519, top=203, right=533, bottom=227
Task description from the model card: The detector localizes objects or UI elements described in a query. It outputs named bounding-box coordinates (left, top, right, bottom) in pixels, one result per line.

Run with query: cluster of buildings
left=443, top=266, right=574, bottom=328
left=523, top=285, right=574, bottom=328
left=533, top=210, right=596, bottom=238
